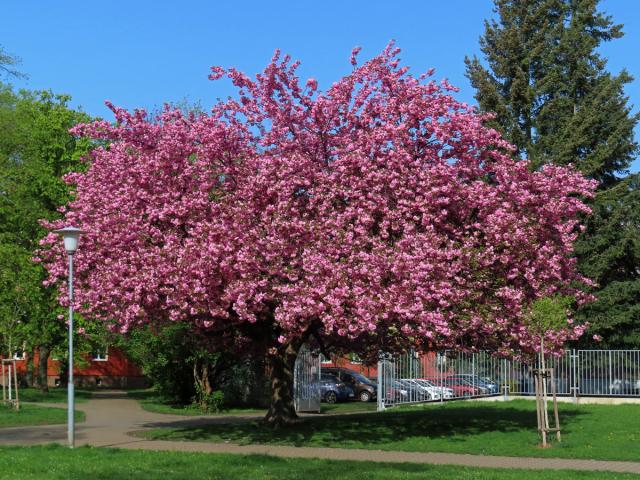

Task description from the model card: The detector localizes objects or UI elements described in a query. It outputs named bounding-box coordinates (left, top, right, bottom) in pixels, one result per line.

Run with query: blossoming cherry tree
left=40, top=44, right=595, bottom=427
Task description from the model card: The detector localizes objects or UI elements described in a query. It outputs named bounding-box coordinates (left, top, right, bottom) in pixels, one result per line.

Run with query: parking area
left=295, top=349, right=640, bottom=412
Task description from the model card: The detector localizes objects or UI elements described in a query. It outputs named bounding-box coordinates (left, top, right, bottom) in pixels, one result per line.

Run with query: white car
left=402, top=379, right=454, bottom=400
left=415, top=379, right=455, bottom=399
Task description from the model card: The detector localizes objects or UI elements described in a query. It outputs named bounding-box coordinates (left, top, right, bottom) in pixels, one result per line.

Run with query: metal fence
left=377, top=349, right=640, bottom=411
left=293, top=344, right=321, bottom=413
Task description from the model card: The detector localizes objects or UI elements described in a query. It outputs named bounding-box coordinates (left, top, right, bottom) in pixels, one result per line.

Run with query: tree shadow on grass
left=138, top=401, right=587, bottom=449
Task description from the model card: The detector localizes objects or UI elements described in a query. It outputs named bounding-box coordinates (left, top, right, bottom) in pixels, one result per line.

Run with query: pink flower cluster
left=39, top=43, right=596, bottom=358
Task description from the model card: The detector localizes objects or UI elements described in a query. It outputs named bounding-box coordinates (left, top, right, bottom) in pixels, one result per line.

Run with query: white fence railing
left=377, top=350, right=640, bottom=411
left=293, top=344, right=321, bottom=413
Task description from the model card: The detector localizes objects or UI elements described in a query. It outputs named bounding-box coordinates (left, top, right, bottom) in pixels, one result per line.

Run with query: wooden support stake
left=550, top=368, right=560, bottom=442
left=13, top=360, right=19, bottom=410
left=533, top=367, right=561, bottom=447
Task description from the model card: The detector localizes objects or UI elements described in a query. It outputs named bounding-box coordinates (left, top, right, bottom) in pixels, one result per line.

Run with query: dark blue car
left=320, top=373, right=354, bottom=403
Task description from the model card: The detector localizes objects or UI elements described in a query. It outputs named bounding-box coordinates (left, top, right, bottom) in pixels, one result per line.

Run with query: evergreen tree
left=466, top=0, right=640, bottom=347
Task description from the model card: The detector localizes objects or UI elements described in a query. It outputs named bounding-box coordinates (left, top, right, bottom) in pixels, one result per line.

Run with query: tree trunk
left=193, top=359, right=212, bottom=406
left=38, top=346, right=50, bottom=393
left=540, top=338, right=549, bottom=442
left=263, top=339, right=303, bottom=429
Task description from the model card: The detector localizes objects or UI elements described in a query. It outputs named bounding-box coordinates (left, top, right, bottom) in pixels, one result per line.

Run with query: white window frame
left=12, top=351, right=25, bottom=361
left=92, top=349, right=109, bottom=362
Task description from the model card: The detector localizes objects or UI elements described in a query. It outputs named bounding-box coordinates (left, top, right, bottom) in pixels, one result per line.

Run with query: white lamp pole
left=53, top=226, right=85, bottom=448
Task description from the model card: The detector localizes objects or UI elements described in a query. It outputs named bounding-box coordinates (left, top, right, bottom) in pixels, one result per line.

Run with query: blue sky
left=3, top=0, right=639, bottom=170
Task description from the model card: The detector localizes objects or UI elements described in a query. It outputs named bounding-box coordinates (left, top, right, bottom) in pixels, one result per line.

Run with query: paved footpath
left=1, top=390, right=639, bottom=475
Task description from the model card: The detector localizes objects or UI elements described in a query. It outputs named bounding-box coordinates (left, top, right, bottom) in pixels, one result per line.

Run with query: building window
left=92, top=350, right=108, bottom=362
left=320, top=354, right=333, bottom=364
left=13, top=351, right=25, bottom=361
left=348, top=353, right=362, bottom=364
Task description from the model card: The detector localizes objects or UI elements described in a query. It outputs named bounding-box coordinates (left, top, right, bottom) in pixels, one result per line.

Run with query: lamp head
left=52, top=226, right=86, bottom=254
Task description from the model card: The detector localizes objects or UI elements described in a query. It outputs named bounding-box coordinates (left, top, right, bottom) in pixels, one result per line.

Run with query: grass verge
left=0, top=404, right=85, bottom=428
left=0, top=445, right=636, bottom=480
left=126, top=390, right=266, bottom=416
left=19, top=388, right=92, bottom=404
left=127, top=389, right=376, bottom=416
left=136, top=399, right=640, bottom=462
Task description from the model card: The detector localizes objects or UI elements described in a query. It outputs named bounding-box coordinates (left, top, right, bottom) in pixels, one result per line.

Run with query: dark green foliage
left=466, top=0, right=640, bottom=346
left=120, top=323, right=206, bottom=404
left=196, top=390, right=225, bottom=413
left=119, top=322, right=269, bottom=409
left=574, top=176, right=640, bottom=346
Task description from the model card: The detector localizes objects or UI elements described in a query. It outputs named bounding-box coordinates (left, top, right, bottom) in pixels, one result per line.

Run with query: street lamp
left=53, top=226, right=85, bottom=448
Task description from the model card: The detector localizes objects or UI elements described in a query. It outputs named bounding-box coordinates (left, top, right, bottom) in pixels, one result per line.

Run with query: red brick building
left=8, top=347, right=147, bottom=389
left=320, top=351, right=446, bottom=379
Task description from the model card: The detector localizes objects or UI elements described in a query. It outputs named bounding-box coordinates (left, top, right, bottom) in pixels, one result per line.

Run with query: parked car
left=384, top=383, right=406, bottom=403
left=579, top=377, right=612, bottom=396
left=396, top=379, right=433, bottom=401
left=319, top=373, right=354, bottom=403
left=447, top=376, right=490, bottom=395
left=384, top=380, right=429, bottom=402
left=412, top=379, right=455, bottom=399
left=399, top=379, right=438, bottom=400
left=422, top=377, right=484, bottom=397
left=448, top=374, right=499, bottom=394
left=322, top=367, right=377, bottom=402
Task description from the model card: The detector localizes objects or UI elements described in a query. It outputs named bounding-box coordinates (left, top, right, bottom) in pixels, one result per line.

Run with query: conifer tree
left=466, top=0, right=640, bottom=347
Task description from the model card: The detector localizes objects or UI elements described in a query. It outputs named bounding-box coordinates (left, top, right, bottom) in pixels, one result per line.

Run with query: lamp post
left=53, top=226, right=85, bottom=448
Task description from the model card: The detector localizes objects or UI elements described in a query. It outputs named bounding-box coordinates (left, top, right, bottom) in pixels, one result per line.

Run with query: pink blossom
left=350, top=46, right=362, bottom=66
left=305, top=78, right=318, bottom=91
left=38, top=44, right=594, bottom=361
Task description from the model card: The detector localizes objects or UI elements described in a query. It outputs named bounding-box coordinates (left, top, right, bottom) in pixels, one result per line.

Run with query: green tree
left=120, top=322, right=268, bottom=410
left=0, top=243, right=41, bottom=357
left=0, top=84, right=92, bottom=389
left=466, top=0, right=640, bottom=346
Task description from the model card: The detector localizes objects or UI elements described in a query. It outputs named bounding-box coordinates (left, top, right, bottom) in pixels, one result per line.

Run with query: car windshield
left=352, top=373, right=373, bottom=384
left=447, top=378, right=471, bottom=386
left=416, top=380, right=434, bottom=387
left=407, top=379, right=427, bottom=388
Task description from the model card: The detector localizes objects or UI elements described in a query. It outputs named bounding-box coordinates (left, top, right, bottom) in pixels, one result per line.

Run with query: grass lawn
left=0, top=445, right=637, bottom=480
left=128, top=389, right=376, bottom=416
left=19, top=387, right=92, bottom=404
left=321, top=401, right=377, bottom=414
left=126, top=390, right=266, bottom=416
left=137, top=399, right=640, bottom=462
left=0, top=404, right=85, bottom=428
